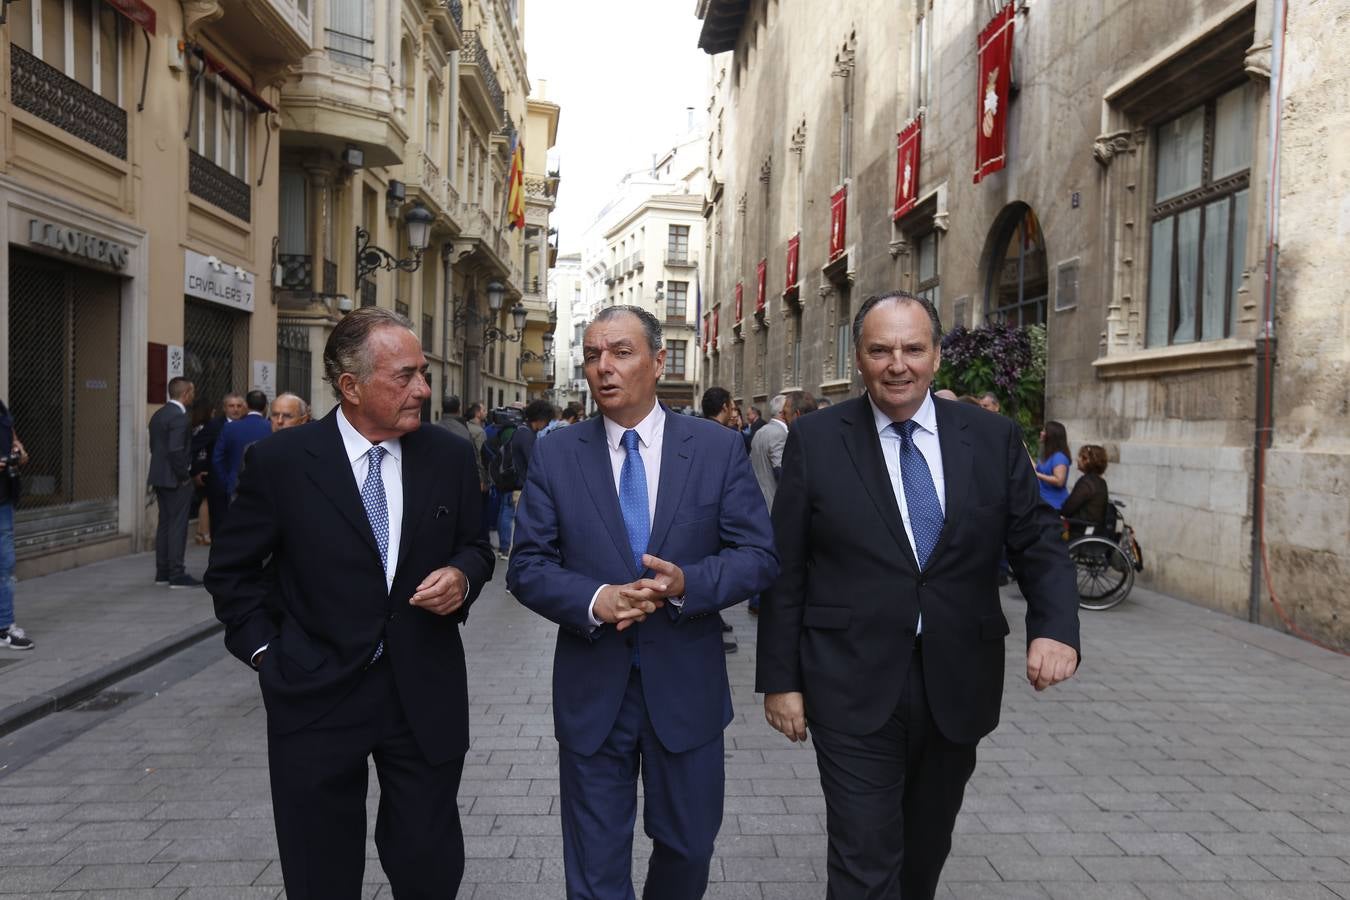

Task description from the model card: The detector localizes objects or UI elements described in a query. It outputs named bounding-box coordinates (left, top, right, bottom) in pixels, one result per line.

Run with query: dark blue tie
left=361, top=445, right=388, bottom=665
left=619, top=429, right=650, bottom=571
left=892, top=421, right=944, bottom=569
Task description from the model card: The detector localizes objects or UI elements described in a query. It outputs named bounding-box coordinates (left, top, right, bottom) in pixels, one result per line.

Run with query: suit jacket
left=147, top=402, right=191, bottom=488
left=749, top=419, right=788, bottom=507
left=212, top=412, right=272, bottom=497
left=507, top=409, right=779, bottom=756
left=756, top=395, right=1079, bottom=745
left=205, top=410, right=495, bottom=765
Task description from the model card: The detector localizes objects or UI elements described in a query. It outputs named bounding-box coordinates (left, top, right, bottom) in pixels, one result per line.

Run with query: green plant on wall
left=934, top=322, right=1045, bottom=453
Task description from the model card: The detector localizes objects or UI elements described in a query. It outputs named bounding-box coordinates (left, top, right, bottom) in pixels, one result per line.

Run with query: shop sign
left=184, top=249, right=255, bottom=312
left=28, top=218, right=129, bottom=270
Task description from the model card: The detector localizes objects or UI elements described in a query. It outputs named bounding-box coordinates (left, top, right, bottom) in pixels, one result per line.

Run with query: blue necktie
left=361, top=445, right=389, bottom=665
left=619, top=430, right=650, bottom=571
left=892, top=421, right=944, bottom=569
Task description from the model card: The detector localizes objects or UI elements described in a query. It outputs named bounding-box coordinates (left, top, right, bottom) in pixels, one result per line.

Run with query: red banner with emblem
left=702, top=312, right=710, bottom=352
left=712, top=307, right=720, bottom=349
left=785, top=233, right=800, bottom=290
left=734, top=283, right=744, bottom=323
left=755, top=259, right=767, bottom=313
left=893, top=117, right=922, bottom=220
left=829, top=186, right=847, bottom=261
left=974, top=3, right=1015, bottom=184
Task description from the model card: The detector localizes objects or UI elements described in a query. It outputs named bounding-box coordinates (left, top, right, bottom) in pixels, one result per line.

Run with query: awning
left=194, top=46, right=278, bottom=113
left=106, top=0, right=155, bottom=34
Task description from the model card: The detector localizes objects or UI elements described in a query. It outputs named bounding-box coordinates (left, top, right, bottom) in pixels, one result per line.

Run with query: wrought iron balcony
left=459, top=30, right=506, bottom=127
left=189, top=151, right=251, bottom=222
left=10, top=46, right=127, bottom=160
left=665, top=251, right=698, bottom=267
left=447, top=0, right=463, bottom=31
left=278, top=254, right=337, bottom=294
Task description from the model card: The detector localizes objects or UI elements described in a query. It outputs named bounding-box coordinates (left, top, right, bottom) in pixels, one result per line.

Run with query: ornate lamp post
left=355, top=202, right=435, bottom=283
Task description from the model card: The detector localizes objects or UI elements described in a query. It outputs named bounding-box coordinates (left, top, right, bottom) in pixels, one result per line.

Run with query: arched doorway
left=984, top=203, right=1048, bottom=328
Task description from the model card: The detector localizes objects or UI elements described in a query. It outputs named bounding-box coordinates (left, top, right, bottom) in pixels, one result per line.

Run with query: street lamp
left=355, top=202, right=435, bottom=283
left=484, top=298, right=528, bottom=346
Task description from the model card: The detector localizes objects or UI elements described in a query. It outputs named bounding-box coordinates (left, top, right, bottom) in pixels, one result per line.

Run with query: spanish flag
left=506, top=136, right=526, bottom=230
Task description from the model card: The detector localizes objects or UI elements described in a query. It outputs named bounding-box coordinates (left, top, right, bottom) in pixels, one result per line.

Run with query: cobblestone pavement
left=2, top=576, right=1350, bottom=898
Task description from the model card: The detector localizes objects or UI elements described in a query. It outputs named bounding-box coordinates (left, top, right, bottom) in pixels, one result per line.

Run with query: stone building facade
left=1, top=0, right=306, bottom=573
left=695, top=0, right=1349, bottom=646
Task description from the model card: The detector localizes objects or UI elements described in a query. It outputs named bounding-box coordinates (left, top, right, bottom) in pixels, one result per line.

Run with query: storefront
left=181, top=248, right=259, bottom=413
left=1, top=185, right=145, bottom=562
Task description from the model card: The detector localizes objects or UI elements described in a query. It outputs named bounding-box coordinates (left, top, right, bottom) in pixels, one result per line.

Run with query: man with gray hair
left=206, top=306, right=494, bottom=899
left=269, top=392, right=310, bottom=432
left=750, top=389, right=815, bottom=510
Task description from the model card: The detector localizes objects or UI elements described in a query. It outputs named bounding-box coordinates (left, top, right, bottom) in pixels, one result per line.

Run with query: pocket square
left=434, top=505, right=450, bottom=518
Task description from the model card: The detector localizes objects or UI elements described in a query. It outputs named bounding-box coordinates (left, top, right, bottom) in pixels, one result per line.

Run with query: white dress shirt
left=588, top=402, right=673, bottom=626
left=871, top=391, right=947, bottom=634
left=336, top=406, right=404, bottom=592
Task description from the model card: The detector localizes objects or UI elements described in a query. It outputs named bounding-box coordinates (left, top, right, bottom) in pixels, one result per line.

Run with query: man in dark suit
left=212, top=389, right=272, bottom=499
left=148, top=377, right=200, bottom=588
left=205, top=307, right=494, bottom=900
left=757, top=291, right=1080, bottom=899
left=508, top=306, right=779, bottom=899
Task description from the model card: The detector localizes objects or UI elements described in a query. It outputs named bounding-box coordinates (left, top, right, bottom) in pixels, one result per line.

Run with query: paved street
left=2, top=573, right=1350, bottom=898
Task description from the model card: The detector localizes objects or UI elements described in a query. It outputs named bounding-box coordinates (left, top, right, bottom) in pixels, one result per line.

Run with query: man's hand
left=764, top=692, right=808, bottom=743
left=594, top=583, right=664, bottom=632
left=1027, top=637, right=1078, bottom=691
left=410, top=566, right=468, bottom=616
left=626, top=554, right=686, bottom=601
left=193, top=472, right=207, bottom=488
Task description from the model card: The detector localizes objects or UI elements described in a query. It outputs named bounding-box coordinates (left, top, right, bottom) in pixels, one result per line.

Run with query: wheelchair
left=1064, top=500, right=1142, bottom=611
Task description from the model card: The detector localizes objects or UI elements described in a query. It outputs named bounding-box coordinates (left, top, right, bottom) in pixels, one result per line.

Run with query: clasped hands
left=594, top=554, right=685, bottom=632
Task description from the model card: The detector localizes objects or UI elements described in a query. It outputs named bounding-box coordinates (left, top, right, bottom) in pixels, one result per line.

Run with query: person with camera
left=0, top=398, right=32, bottom=650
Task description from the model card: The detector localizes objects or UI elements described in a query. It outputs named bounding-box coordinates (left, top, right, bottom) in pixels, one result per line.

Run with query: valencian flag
left=829, top=186, right=847, bottom=261
left=893, top=116, right=922, bottom=219
left=505, top=135, right=526, bottom=230
left=974, top=2, right=1015, bottom=184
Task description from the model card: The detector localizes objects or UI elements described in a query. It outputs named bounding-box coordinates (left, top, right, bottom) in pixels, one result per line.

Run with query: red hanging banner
left=829, top=186, right=847, bottom=261
left=974, top=2, right=1015, bottom=184
left=734, top=282, right=744, bottom=323
left=755, top=259, right=767, bottom=313
left=712, top=307, right=720, bottom=349
left=703, top=312, right=710, bottom=352
left=893, top=117, right=922, bottom=220
left=785, top=233, right=800, bottom=290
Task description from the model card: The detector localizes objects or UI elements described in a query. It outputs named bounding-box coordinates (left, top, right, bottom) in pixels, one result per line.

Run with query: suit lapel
left=839, top=396, right=919, bottom=575
left=646, top=409, right=693, bottom=560
left=303, top=412, right=382, bottom=564
left=395, top=426, right=438, bottom=575
left=575, top=416, right=641, bottom=579
left=926, top=400, right=972, bottom=566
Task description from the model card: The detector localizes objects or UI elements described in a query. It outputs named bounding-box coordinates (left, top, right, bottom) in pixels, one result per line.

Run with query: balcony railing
left=278, top=255, right=337, bottom=294
left=10, top=46, right=127, bottom=160
left=447, top=0, right=463, bottom=30
left=460, top=30, right=506, bottom=127
left=189, top=150, right=251, bottom=222
left=665, top=251, right=697, bottom=267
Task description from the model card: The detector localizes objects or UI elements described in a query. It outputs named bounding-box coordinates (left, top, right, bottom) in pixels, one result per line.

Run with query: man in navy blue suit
left=212, top=389, right=272, bottom=499
left=509, top=305, right=778, bottom=899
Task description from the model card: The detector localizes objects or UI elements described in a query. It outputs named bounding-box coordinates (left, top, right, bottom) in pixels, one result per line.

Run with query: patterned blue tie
left=892, top=421, right=944, bottom=569
left=619, top=430, right=650, bottom=571
left=361, top=445, right=389, bottom=665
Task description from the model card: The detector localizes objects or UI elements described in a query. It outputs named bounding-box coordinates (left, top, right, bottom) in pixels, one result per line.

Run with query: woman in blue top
left=1035, top=420, right=1072, bottom=510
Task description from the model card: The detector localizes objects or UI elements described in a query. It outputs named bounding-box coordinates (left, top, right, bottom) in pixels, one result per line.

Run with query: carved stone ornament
left=1244, top=40, right=1272, bottom=81
left=182, top=0, right=224, bottom=38
left=759, top=156, right=772, bottom=183
left=1092, top=130, right=1134, bottom=167
left=888, top=236, right=910, bottom=260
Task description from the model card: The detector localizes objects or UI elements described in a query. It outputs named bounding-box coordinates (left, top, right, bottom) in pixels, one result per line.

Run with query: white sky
left=524, top=2, right=709, bottom=254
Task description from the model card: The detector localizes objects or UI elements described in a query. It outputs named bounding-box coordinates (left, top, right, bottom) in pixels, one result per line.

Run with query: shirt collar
left=246, top=410, right=265, bottom=417
left=167, top=399, right=186, bottom=414
left=603, top=402, right=665, bottom=451
left=770, top=416, right=789, bottom=432
left=336, top=405, right=402, bottom=465
left=870, top=390, right=938, bottom=437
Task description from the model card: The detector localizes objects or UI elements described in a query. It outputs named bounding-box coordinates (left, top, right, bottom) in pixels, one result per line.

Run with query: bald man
left=271, top=393, right=311, bottom=432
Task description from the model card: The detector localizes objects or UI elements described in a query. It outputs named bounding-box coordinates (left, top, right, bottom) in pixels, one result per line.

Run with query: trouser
left=153, top=482, right=193, bottom=579
left=810, top=642, right=979, bottom=899
left=496, top=489, right=518, bottom=553
left=558, top=668, right=725, bottom=900
left=266, top=658, right=466, bottom=900
left=0, top=502, right=14, bottom=628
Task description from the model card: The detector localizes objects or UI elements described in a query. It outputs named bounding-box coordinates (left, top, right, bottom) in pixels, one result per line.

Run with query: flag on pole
left=506, top=135, right=526, bottom=230
left=695, top=271, right=703, bottom=345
